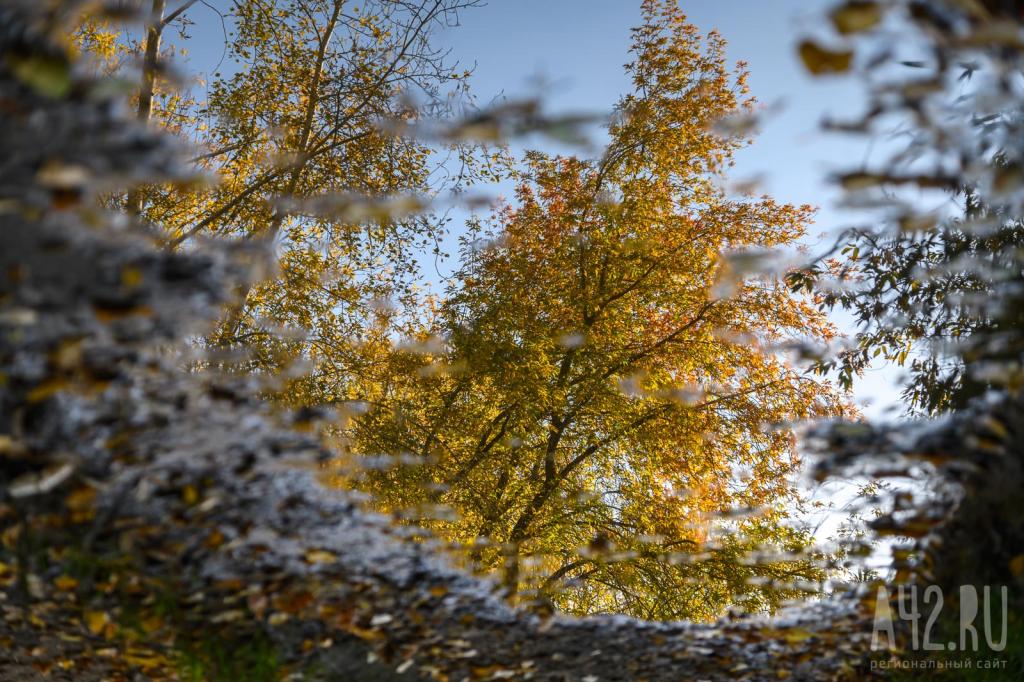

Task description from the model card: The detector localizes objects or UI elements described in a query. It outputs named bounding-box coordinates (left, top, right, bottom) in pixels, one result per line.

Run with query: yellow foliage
left=353, top=0, right=846, bottom=621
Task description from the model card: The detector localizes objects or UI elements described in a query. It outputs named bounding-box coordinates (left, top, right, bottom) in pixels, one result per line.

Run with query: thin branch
left=160, top=0, right=199, bottom=28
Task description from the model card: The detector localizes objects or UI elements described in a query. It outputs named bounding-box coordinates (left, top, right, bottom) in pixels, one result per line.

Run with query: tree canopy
left=352, top=0, right=846, bottom=621
left=82, top=0, right=497, bottom=394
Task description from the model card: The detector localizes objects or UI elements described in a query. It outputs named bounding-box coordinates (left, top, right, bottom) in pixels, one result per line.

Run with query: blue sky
left=437, top=0, right=869, bottom=218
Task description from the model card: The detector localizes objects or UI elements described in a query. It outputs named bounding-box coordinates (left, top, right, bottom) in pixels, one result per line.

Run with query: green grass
left=174, top=628, right=283, bottom=682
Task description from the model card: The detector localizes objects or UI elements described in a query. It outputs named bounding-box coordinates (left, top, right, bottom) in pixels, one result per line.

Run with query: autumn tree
left=352, top=0, right=846, bottom=622
left=80, top=0, right=493, bottom=402
left=800, top=196, right=1024, bottom=415
left=791, top=1, right=1024, bottom=416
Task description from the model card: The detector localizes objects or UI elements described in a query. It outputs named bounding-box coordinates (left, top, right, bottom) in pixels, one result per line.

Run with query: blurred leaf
left=9, top=55, right=71, bottom=98
left=831, top=1, right=883, bottom=35
left=798, top=41, right=853, bottom=75
left=304, top=549, right=337, bottom=564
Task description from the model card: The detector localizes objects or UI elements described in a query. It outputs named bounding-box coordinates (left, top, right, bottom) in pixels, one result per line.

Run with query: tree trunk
left=125, top=0, right=165, bottom=215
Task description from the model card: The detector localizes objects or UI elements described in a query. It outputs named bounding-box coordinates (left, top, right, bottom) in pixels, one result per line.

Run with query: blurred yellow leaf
left=782, top=627, right=815, bottom=644
left=122, top=647, right=166, bottom=669
left=204, top=529, right=226, bottom=549
left=65, top=486, right=96, bottom=512
left=182, top=485, right=199, bottom=505
left=141, top=615, right=163, bottom=634
left=85, top=610, right=109, bottom=635
left=27, top=379, right=69, bottom=403
left=798, top=41, right=853, bottom=75
left=304, top=548, right=337, bottom=564
left=121, top=267, right=143, bottom=288
left=0, top=435, right=26, bottom=458
left=831, top=1, right=882, bottom=34
left=54, top=575, right=78, bottom=591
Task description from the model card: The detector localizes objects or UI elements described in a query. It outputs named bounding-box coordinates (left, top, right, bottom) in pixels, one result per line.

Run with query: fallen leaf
left=54, top=575, right=78, bottom=591
left=85, top=610, right=109, bottom=636
left=304, top=548, right=337, bottom=564
left=782, top=627, right=815, bottom=644
left=9, top=462, right=75, bottom=498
